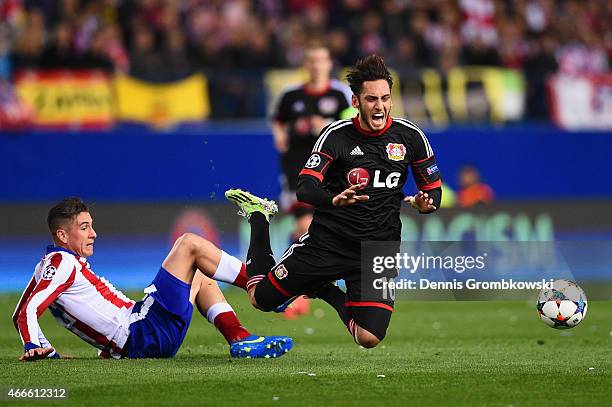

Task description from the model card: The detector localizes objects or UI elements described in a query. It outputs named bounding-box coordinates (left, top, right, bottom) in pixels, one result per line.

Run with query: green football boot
left=225, top=189, right=278, bottom=222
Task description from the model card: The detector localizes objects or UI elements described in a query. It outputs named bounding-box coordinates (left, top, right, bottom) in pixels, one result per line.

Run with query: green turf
left=1, top=291, right=611, bottom=406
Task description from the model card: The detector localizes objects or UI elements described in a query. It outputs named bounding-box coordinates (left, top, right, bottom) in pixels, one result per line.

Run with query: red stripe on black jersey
left=420, top=179, right=442, bottom=190
left=299, top=169, right=324, bottom=181
left=314, top=151, right=334, bottom=161
left=267, top=272, right=292, bottom=297
left=299, top=151, right=334, bottom=182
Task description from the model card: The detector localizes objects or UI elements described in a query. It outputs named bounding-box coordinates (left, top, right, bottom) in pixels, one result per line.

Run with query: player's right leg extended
left=160, top=232, right=247, bottom=290
left=225, top=189, right=291, bottom=311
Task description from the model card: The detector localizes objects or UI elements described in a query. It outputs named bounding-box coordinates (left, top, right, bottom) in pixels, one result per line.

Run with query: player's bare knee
left=355, top=327, right=381, bottom=348
left=175, top=233, right=205, bottom=255
left=173, top=233, right=192, bottom=250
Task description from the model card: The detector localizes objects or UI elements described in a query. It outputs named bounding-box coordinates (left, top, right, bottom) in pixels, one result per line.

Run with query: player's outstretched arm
left=15, top=253, right=74, bottom=361
left=12, top=275, right=36, bottom=333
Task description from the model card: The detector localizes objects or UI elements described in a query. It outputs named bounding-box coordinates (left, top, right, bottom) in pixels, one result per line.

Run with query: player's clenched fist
left=332, top=184, right=370, bottom=207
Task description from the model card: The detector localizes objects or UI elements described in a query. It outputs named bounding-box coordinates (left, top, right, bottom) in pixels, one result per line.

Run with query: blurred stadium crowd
left=0, top=0, right=610, bottom=120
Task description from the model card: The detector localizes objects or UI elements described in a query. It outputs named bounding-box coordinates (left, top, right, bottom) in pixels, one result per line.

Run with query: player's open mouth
left=372, top=113, right=385, bottom=125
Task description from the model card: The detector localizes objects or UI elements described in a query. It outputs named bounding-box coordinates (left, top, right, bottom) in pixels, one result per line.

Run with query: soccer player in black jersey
left=228, top=55, right=441, bottom=349
left=270, top=43, right=351, bottom=209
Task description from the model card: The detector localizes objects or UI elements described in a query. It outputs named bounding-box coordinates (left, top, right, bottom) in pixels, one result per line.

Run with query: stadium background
left=1, top=0, right=611, bottom=293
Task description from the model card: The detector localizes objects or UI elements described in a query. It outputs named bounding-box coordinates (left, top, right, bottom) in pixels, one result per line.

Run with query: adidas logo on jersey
left=350, top=146, right=364, bottom=156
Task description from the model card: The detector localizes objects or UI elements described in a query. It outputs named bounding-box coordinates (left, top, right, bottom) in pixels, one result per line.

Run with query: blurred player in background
left=13, top=197, right=293, bottom=361
left=270, top=43, right=352, bottom=210
left=228, top=55, right=442, bottom=348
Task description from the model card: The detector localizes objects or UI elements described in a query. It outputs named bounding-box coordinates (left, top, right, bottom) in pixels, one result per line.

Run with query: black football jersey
left=270, top=79, right=351, bottom=150
left=298, top=117, right=441, bottom=250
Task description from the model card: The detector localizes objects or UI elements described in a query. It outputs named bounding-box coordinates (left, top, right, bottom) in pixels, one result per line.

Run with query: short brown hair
left=47, top=197, right=89, bottom=234
left=346, top=54, right=393, bottom=96
left=305, top=38, right=328, bottom=52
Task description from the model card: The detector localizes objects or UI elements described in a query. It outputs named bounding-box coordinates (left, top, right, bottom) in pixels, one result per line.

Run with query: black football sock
left=245, top=212, right=275, bottom=283
left=315, top=283, right=351, bottom=327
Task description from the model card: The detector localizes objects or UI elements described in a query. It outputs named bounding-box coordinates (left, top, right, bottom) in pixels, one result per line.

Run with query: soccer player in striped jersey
left=227, top=55, right=442, bottom=349
left=13, top=197, right=292, bottom=361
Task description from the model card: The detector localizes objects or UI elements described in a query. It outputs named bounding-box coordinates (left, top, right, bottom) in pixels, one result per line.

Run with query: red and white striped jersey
left=12, top=246, right=136, bottom=358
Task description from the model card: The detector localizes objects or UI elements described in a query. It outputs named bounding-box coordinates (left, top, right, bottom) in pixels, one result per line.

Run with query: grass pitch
left=0, top=291, right=611, bottom=406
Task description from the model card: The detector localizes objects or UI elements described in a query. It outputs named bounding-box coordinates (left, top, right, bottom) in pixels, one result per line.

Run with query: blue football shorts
left=126, top=267, right=193, bottom=358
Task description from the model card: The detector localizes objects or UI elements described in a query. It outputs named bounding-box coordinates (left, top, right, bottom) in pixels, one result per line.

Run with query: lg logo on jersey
left=374, top=171, right=401, bottom=188
left=347, top=168, right=401, bottom=189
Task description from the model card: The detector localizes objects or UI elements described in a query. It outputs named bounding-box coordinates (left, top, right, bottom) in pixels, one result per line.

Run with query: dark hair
left=345, top=54, right=393, bottom=96
left=47, top=197, right=89, bottom=234
left=305, top=39, right=329, bottom=52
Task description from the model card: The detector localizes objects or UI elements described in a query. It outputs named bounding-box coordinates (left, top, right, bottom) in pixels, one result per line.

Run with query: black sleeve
left=270, top=91, right=290, bottom=122
left=409, top=128, right=442, bottom=192
left=296, top=123, right=340, bottom=208
left=296, top=176, right=334, bottom=208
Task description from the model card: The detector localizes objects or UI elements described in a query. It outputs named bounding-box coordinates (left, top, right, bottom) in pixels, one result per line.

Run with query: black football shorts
left=253, top=234, right=394, bottom=340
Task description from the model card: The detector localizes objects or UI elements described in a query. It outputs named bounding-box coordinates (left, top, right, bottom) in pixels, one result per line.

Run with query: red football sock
left=234, top=264, right=247, bottom=290
left=212, top=251, right=247, bottom=290
left=206, top=303, right=250, bottom=344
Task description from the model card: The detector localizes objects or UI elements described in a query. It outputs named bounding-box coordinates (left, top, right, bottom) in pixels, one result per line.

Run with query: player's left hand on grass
left=405, top=190, right=437, bottom=213
left=332, top=184, right=369, bottom=207
left=19, top=346, right=57, bottom=361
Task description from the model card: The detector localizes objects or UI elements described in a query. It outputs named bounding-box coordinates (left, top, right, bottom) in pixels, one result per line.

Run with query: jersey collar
left=303, top=81, right=331, bottom=97
left=46, top=244, right=78, bottom=257
left=352, top=115, right=393, bottom=137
